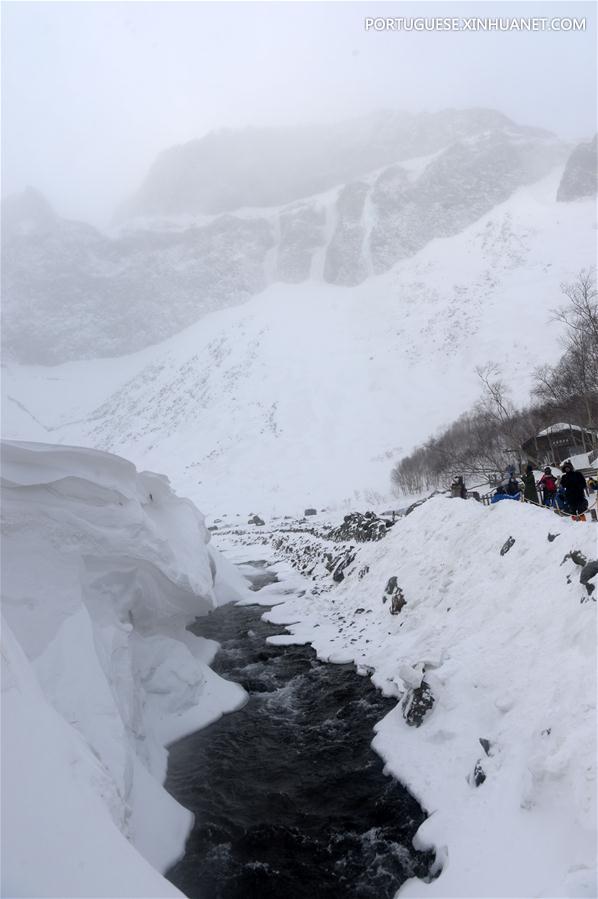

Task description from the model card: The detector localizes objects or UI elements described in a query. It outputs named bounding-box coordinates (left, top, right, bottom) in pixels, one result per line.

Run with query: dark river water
left=165, top=562, right=433, bottom=899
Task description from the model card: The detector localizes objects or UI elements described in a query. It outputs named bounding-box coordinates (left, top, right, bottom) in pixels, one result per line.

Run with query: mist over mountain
left=3, top=108, right=585, bottom=366
left=119, top=108, right=551, bottom=218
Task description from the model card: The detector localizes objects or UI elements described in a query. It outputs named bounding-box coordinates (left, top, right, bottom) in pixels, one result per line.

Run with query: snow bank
left=261, top=498, right=597, bottom=897
left=1, top=440, right=248, bottom=898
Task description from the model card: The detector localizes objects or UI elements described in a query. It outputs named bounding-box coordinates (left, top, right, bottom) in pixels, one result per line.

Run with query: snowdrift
left=1, top=440, right=248, bottom=898
left=261, top=497, right=597, bottom=897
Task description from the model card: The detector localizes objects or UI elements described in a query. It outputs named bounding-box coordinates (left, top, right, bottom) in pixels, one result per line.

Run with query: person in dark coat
left=560, top=462, right=588, bottom=516
left=505, top=476, right=521, bottom=497
left=522, top=464, right=539, bottom=504
left=555, top=485, right=569, bottom=513
left=451, top=476, right=467, bottom=499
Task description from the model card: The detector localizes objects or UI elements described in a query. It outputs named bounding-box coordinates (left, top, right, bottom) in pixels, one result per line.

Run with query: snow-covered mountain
left=3, top=168, right=595, bottom=516
left=1, top=109, right=568, bottom=364
left=120, top=108, right=557, bottom=217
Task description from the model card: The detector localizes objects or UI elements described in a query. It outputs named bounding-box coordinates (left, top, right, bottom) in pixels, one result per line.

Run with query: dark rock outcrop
left=500, top=536, right=516, bottom=556
left=471, top=761, right=486, bottom=787
left=580, top=560, right=598, bottom=597
left=562, top=550, right=588, bottom=568
left=327, top=550, right=356, bottom=583
left=123, top=109, right=529, bottom=218
left=402, top=681, right=435, bottom=727
left=557, top=136, right=597, bottom=202
left=276, top=204, right=326, bottom=283
left=327, top=511, right=392, bottom=543
left=479, top=738, right=492, bottom=756
left=2, top=194, right=273, bottom=364
left=383, top=577, right=407, bottom=614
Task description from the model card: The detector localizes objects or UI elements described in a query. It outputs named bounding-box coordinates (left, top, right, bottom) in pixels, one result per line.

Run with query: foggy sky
left=2, top=0, right=596, bottom=226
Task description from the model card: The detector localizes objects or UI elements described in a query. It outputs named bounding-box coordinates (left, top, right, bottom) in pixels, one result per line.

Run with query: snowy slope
left=3, top=171, right=595, bottom=516
left=218, top=497, right=598, bottom=898
left=2, top=111, right=566, bottom=364
left=1, top=440, right=248, bottom=898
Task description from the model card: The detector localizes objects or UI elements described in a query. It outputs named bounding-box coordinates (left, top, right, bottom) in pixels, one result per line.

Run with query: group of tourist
left=451, top=462, right=596, bottom=521
left=494, top=461, right=594, bottom=519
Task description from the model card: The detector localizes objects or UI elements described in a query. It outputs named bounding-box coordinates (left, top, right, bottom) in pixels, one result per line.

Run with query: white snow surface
left=1, top=440, right=248, bottom=898
left=2, top=172, right=596, bottom=518
left=215, top=497, right=597, bottom=898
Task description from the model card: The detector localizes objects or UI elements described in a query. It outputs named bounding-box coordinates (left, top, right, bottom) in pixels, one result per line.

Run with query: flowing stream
left=165, top=560, right=432, bottom=898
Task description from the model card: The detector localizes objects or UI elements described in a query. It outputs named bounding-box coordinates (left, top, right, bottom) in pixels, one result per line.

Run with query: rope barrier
left=447, top=469, right=598, bottom=521
left=482, top=488, right=598, bottom=521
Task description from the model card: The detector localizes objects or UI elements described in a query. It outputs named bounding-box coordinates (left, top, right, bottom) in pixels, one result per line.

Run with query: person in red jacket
left=538, top=467, right=557, bottom=507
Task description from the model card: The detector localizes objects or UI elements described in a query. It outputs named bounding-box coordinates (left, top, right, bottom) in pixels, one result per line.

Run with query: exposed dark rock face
left=1, top=197, right=273, bottom=364
left=369, top=130, right=562, bottom=277
left=479, top=738, right=492, bottom=756
left=328, top=550, right=356, bottom=583
left=471, top=761, right=487, bottom=787
left=304, top=508, right=318, bottom=516
left=402, top=681, right=434, bottom=727
left=277, top=204, right=326, bottom=283
left=269, top=531, right=336, bottom=581
left=390, top=590, right=407, bottom=615
left=382, top=577, right=407, bottom=614
left=405, top=499, right=427, bottom=517
left=323, top=181, right=370, bottom=285
left=124, top=108, right=527, bottom=217
left=249, top=515, right=265, bottom=526
left=327, top=511, right=392, bottom=543
left=500, top=536, right=516, bottom=556
left=557, top=136, right=598, bottom=202
left=580, top=560, right=598, bottom=597
left=562, top=550, right=588, bottom=568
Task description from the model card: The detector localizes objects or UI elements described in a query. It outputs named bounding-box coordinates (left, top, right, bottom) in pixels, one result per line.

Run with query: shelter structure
left=522, top=423, right=597, bottom=466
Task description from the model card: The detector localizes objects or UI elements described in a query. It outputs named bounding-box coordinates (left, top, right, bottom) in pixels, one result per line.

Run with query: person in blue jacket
left=491, top=483, right=520, bottom=503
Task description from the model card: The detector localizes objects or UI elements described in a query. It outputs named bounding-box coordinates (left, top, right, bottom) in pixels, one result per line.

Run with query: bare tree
left=553, top=268, right=598, bottom=345
left=475, top=363, right=515, bottom=426
left=534, top=269, right=598, bottom=447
